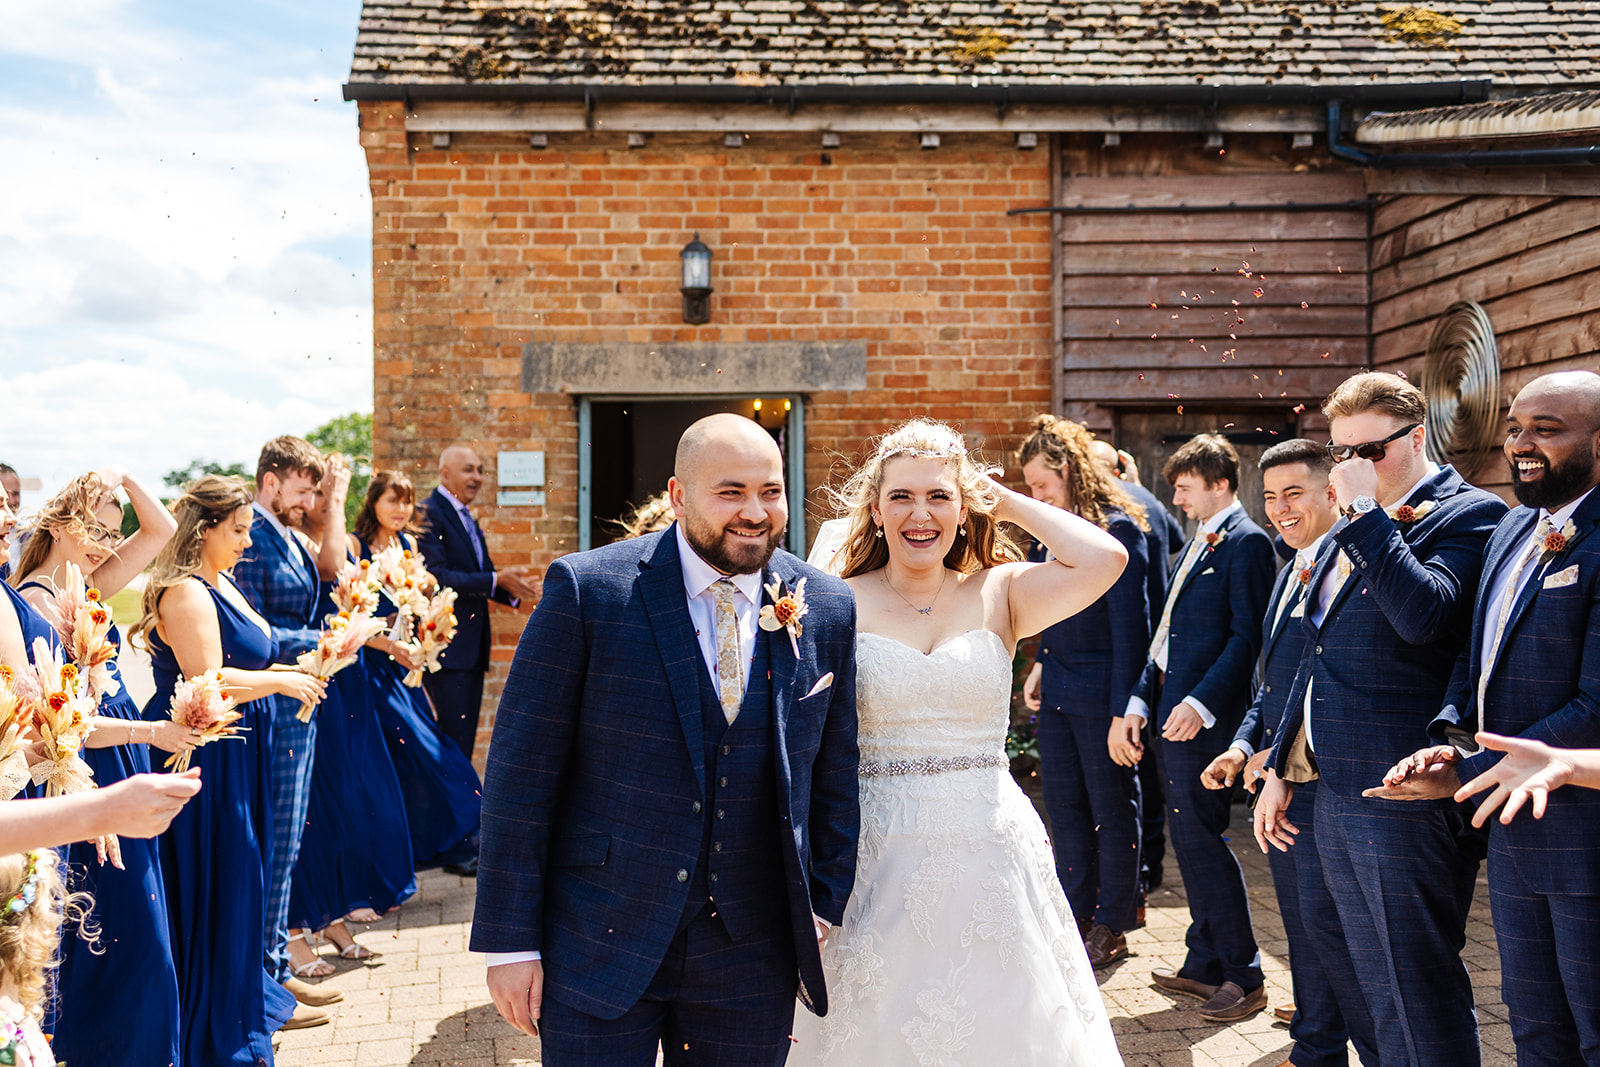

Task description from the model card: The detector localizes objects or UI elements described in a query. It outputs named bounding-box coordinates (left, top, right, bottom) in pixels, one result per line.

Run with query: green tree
left=307, top=412, right=373, bottom=525
left=163, top=459, right=252, bottom=491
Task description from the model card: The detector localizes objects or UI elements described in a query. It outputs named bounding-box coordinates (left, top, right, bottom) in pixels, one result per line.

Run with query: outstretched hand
left=1456, top=732, right=1575, bottom=828
left=1362, top=744, right=1461, bottom=802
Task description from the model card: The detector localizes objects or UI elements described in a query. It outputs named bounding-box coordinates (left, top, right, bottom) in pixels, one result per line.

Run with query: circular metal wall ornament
left=1421, top=300, right=1501, bottom=470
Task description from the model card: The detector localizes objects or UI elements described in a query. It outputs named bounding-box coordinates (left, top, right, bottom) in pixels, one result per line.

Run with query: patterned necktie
left=1148, top=537, right=1204, bottom=670
left=1478, top=516, right=1552, bottom=712
left=1271, top=553, right=1311, bottom=634
left=711, top=579, right=744, bottom=724
left=459, top=505, right=485, bottom=567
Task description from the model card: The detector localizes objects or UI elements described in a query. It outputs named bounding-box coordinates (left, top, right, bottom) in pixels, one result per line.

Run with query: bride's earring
left=874, top=526, right=884, bottom=538
left=958, top=525, right=967, bottom=537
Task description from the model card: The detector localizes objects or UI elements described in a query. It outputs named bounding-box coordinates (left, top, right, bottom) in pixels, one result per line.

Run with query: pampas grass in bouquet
left=164, top=669, right=244, bottom=773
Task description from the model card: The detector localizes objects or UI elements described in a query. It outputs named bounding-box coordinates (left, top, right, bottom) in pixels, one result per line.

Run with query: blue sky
left=1, top=0, right=371, bottom=503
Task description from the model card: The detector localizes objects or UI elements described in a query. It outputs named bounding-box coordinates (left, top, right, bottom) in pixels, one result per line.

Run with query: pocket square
left=1200, top=568, right=1216, bottom=576
left=1290, top=603, right=1305, bottom=618
left=1545, top=564, right=1579, bottom=589
left=802, top=672, right=834, bottom=699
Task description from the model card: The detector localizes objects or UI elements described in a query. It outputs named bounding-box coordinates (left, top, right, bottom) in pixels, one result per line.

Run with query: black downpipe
left=1326, top=100, right=1600, bottom=168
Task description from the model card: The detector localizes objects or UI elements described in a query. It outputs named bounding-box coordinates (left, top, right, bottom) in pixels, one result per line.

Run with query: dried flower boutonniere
left=759, top=577, right=808, bottom=657
left=1540, top=517, right=1578, bottom=564
left=1387, top=500, right=1437, bottom=525
left=1298, top=567, right=1313, bottom=586
left=1203, top=529, right=1228, bottom=555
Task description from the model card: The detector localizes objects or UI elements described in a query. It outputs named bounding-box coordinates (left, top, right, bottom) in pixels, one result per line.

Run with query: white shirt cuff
left=1230, top=738, right=1256, bottom=758
left=487, top=951, right=541, bottom=967
left=1124, top=696, right=1149, bottom=721
left=1184, top=695, right=1217, bottom=729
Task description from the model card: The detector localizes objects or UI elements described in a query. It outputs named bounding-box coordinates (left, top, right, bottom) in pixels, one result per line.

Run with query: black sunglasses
left=1326, top=423, right=1420, bottom=464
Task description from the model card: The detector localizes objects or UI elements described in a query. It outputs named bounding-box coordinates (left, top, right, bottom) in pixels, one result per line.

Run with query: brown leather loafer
left=1150, top=968, right=1219, bottom=1001
left=283, top=975, right=344, bottom=1007
left=280, top=1004, right=331, bottom=1030
left=1273, top=1003, right=1297, bottom=1024
left=1084, top=924, right=1128, bottom=968
left=1197, top=980, right=1267, bottom=1023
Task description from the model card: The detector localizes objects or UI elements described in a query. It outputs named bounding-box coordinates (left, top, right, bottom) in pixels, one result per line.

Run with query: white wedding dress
left=791, top=629, right=1124, bottom=1066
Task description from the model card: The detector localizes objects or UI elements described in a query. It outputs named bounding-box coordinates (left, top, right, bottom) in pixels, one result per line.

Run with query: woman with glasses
left=8, top=468, right=200, bottom=1067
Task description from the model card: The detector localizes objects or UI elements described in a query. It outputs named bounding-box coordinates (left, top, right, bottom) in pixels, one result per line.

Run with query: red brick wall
left=358, top=101, right=1054, bottom=760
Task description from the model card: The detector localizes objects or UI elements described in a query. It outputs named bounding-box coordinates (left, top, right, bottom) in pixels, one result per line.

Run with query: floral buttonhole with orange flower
left=1387, top=499, right=1437, bottom=526
left=1202, top=529, right=1228, bottom=556
left=759, top=577, right=808, bottom=658
left=1540, top=517, right=1579, bottom=565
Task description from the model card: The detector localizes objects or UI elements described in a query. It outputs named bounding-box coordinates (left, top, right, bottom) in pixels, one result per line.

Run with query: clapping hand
left=1362, top=744, right=1461, bottom=802
left=499, top=568, right=542, bottom=603
left=1200, top=749, right=1246, bottom=791
left=1456, top=732, right=1575, bottom=828
left=321, top=454, right=353, bottom=512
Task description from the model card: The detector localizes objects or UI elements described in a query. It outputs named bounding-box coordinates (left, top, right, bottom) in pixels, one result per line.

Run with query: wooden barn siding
left=1369, top=189, right=1600, bottom=498
left=1053, top=134, right=1370, bottom=428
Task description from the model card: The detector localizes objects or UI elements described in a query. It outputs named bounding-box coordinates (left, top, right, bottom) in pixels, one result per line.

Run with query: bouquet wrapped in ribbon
left=45, top=562, right=120, bottom=702
left=294, top=612, right=389, bottom=722
left=404, top=587, right=458, bottom=687
left=25, top=638, right=99, bottom=798
left=0, top=666, right=35, bottom=802
left=163, top=669, right=243, bottom=773
left=331, top=556, right=383, bottom=617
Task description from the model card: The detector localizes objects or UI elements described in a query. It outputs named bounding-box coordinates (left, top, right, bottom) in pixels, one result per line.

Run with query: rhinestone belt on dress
left=857, top=753, right=1007, bottom=778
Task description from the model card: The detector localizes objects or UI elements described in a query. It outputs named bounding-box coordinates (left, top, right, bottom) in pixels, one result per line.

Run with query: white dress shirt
left=253, top=501, right=294, bottom=547
left=1229, top=531, right=1327, bottom=759
left=1477, top=486, right=1593, bottom=677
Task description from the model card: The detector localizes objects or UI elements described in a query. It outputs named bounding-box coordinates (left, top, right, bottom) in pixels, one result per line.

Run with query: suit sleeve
left=1334, top=497, right=1505, bottom=647
left=229, top=555, right=319, bottom=662
left=469, top=558, right=587, bottom=954
left=1106, top=519, right=1152, bottom=720
left=1187, top=531, right=1274, bottom=718
left=419, top=503, right=497, bottom=599
left=482, top=543, right=517, bottom=607
left=805, top=596, right=860, bottom=927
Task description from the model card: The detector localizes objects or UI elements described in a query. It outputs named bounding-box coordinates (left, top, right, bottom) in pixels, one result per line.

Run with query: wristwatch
left=1342, top=495, right=1378, bottom=521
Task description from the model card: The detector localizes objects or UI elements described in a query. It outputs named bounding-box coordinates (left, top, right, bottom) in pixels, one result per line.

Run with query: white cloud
left=0, top=0, right=371, bottom=498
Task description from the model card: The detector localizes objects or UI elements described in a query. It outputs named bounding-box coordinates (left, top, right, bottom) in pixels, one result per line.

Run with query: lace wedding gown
left=791, top=629, right=1124, bottom=1066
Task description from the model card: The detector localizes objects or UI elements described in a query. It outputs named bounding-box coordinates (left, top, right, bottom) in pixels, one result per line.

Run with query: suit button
left=719, top=776, right=729, bottom=788
left=713, top=842, right=723, bottom=852
left=716, top=808, right=726, bottom=820
left=710, top=873, right=719, bottom=884
left=721, top=744, right=732, bottom=756
left=692, top=801, right=702, bottom=813
left=1264, top=684, right=1272, bottom=693
left=676, top=869, right=688, bottom=882
left=1315, top=645, right=1323, bottom=654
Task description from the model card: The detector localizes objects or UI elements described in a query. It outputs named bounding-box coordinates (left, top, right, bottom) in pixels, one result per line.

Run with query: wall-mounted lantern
left=680, top=233, right=713, bottom=325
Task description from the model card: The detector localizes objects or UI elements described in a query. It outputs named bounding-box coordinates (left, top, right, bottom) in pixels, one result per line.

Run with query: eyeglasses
left=85, top=523, right=122, bottom=547
left=1326, top=423, right=1420, bottom=464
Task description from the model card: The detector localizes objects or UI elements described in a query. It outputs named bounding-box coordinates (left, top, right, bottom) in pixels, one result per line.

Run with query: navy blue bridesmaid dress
left=46, top=617, right=183, bottom=1067
left=143, top=576, right=296, bottom=1066
left=288, top=564, right=416, bottom=933
left=356, top=535, right=480, bottom=865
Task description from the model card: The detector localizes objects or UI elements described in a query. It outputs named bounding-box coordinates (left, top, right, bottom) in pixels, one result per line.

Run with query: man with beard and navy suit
left=1373, top=370, right=1600, bottom=1067
left=1125, top=432, right=1276, bottom=1023
left=1257, top=371, right=1507, bottom=1067
left=418, top=444, right=540, bottom=761
left=1203, top=439, right=1376, bottom=1067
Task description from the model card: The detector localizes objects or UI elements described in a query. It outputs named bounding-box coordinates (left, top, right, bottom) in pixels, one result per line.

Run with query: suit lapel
left=1171, top=507, right=1243, bottom=608
left=1501, top=492, right=1600, bottom=657
left=430, top=489, right=473, bottom=558
left=763, top=557, right=800, bottom=742
left=637, top=531, right=708, bottom=798
left=1263, top=564, right=1303, bottom=659
left=1472, top=510, right=1540, bottom=677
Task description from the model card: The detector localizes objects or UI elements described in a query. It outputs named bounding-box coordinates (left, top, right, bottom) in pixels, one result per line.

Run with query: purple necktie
left=459, top=504, right=485, bottom=567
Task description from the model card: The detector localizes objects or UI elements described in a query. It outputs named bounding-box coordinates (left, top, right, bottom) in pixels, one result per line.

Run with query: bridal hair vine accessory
left=3, top=852, right=40, bottom=921
left=759, top=577, right=808, bottom=657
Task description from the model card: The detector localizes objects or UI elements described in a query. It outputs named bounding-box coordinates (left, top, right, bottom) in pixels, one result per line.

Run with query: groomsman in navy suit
left=231, top=436, right=347, bottom=1026
left=1203, top=439, right=1376, bottom=1067
left=1126, top=433, right=1276, bottom=1022
left=1374, top=371, right=1600, bottom=1066
left=419, top=445, right=539, bottom=762
left=1257, top=372, right=1506, bottom=1067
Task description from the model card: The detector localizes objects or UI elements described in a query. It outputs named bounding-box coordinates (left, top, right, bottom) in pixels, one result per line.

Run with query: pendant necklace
left=882, top=568, right=946, bottom=616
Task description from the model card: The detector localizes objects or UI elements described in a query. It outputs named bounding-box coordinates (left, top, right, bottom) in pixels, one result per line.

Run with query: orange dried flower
left=0, top=666, right=12, bottom=684
left=90, top=609, right=108, bottom=626
left=1545, top=530, right=1569, bottom=555
left=771, top=597, right=801, bottom=626
left=1393, top=505, right=1417, bottom=524
left=85, top=588, right=101, bottom=602
left=1298, top=568, right=1312, bottom=585
left=1205, top=532, right=1220, bottom=547
left=47, top=693, right=68, bottom=713
left=60, top=664, right=79, bottom=683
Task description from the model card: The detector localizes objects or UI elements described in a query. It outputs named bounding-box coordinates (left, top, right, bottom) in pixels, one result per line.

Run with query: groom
left=473, top=414, right=860, bottom=1065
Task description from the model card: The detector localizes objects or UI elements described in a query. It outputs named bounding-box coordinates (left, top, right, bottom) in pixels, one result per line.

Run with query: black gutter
left=1326, top=100, right=1600, bottom=168
left=344, top=78, right=1490, bottom=111
left=1007, top=199, right=1381, bottom=216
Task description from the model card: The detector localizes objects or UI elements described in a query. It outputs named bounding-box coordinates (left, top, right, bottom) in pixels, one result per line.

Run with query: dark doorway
left=585, top=396, right=797, bottom=549
left=1113, top=409, right=1297, bottom=536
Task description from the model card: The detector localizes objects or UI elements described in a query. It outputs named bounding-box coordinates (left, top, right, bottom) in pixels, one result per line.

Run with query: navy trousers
left=1037, top=706, right=1141, bottom=932
left=422, top=667, right=485, bottom=759
left=1315, top=787, right=1482, bottom=1067
left=539, top=905, right=797, bottom=1067
left=1274, top=780, right=1377, bottom=1067
left=1488, top=833, right=1600, bottom=1066
left=1139, top=718, right=1167, bottom=888
left=1158, top=735, right=1262, bottom=990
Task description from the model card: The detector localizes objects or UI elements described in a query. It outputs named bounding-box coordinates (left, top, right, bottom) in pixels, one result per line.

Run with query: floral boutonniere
left=759, top=577, right=808, bottom=657
left=1203, top=529, right=1228, bottom=554
left=1387, top=500, right=1437, bottom=525
left=1297, top=567, right=1313, bottom=586
left=1539, top=517, right=1578, bottom=564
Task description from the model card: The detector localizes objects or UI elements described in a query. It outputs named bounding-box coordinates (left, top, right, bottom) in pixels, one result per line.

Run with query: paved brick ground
left=274, top=804, right=1514, bottom=1067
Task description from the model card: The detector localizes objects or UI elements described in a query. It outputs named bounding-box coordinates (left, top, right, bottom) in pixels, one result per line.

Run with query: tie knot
left=712, top=578, right=738, bottom=604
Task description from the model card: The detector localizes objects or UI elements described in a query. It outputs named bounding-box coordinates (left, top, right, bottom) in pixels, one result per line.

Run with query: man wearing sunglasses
left=1255, top=371, right=1506, bottom=1067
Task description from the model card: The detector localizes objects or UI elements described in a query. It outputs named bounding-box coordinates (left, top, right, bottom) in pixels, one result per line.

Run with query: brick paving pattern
left=275, top=803, right=1513, bottom=1066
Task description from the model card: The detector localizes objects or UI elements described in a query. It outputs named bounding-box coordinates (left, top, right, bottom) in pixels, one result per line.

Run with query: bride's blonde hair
left=828, top=418, right=1021, bottom=579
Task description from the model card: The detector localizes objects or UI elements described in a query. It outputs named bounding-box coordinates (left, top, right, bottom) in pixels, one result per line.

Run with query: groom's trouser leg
left=264, top=700, right=317, bottom=982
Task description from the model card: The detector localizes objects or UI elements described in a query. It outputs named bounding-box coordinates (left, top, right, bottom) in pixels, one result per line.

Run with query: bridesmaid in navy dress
left=133, top=475, right=324, bottom=1064
left=351, top=472, right=480, bottom=867
left=7, top=468, right=200, bottom=1066
left=286, top=481, right=415, bottom=974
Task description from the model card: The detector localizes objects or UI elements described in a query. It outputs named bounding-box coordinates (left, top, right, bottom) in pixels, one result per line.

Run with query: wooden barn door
left=1115, top=411, right=1295, bottom=536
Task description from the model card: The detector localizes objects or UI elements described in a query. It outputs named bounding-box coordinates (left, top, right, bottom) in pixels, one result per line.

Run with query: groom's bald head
left=669, top=413, right=787, bottom=574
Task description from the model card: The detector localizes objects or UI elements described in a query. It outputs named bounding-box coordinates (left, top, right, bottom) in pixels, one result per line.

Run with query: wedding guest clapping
left=1017, top=415, right=1151, bottom=968
left=132, top=474, right=322, bottom=1057
left=1367, top=370, right=1600, bottom=1065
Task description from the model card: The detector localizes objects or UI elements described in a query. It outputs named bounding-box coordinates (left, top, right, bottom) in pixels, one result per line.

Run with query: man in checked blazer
left=1203, top=439, right=1376, bottom=1067
left=1374, top=371, right=1600, bottom=1066
left=473, top=414, right=859, bottom=1066
left=1257, top=372, right=1507, bottom=1067
left=1125, top=433, right=1276, bottom=1022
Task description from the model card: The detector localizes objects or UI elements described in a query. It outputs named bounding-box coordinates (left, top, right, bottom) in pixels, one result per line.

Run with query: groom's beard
left=682, top=511, right=785, bottom=575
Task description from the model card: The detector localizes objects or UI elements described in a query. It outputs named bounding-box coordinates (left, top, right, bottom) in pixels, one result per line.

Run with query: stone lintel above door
left=522, top=341, right=866, bottom=396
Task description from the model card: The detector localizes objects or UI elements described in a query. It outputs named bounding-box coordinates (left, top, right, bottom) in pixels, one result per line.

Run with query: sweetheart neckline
left=858, top=628, right=1008, bottom=658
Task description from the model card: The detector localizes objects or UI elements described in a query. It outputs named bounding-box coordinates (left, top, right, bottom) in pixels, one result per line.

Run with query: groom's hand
left=487, top=960, right=543, bottom=1037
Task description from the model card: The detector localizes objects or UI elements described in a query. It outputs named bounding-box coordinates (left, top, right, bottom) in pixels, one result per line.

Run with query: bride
left=791, top=419, right=1129, bottom=1066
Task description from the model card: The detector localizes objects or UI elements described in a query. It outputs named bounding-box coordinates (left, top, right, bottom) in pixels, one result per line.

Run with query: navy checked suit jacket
left=1270, top=466, right=1506, bottom=797
left=470, top=528, right=860, bottom=1019
left=1233, top=554, right=1312, bottom=754
left=1032, top=510, right=1152, bottom=719
left=1122, top=479, right=1184, bottom=616
left=1131, top=507, right=1276, bottom=740
left=419, top=488, right=515, bottom=673
left=231, top=509, right=321, bottom=663
left=1430, top=489, right=1600, bottom=895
